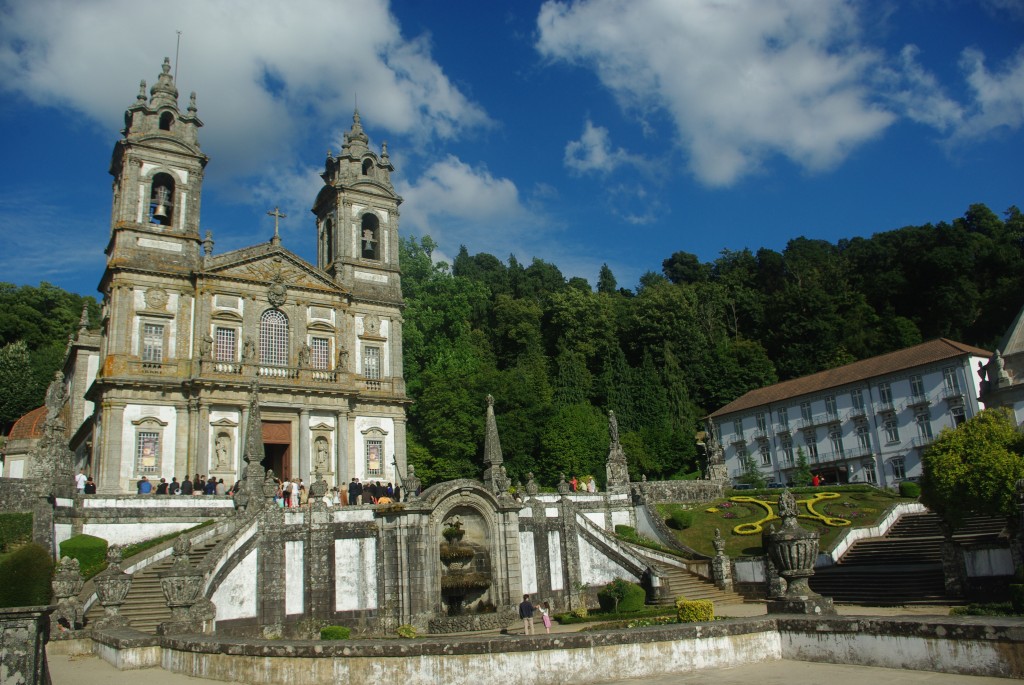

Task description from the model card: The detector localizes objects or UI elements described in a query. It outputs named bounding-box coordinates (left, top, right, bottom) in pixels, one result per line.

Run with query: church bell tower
left=312, top=110, right=402, bottom=305
left=105, top=57, right=208, bottom=273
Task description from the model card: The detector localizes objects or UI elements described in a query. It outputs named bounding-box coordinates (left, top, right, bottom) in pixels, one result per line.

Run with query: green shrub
left=675, top=596, right=714, bottom=623
left=320, top=625, right=351, bottom=640
left=950, top=602, right=1015, bottom=617
left=0, top=513, right=33, bottom=553
left=898, top=481, right=921, bottom=498
left=60, top=534, right=108, bottom=579
left=668, top=509, right=694, bottom=530
left=396, top=624, right=417, bottom=638
left=1010, top=585, right=1024, bottom=614
left=597, top=578, right=647, bottom=613
left=0, top=543, right=54, bottom=607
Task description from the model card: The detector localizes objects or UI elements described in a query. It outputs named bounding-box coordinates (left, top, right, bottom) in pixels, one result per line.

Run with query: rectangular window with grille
left=891, top=458, right=906, bottom=480
left=857, top=424, right=871, bottom=451
left=829, top=428, right=844, bottom=456
left=910, top=374, right=925, bottom=399
left=759, top=445, right=771, bottom=466
left=825, top=395, right=837, bottom=418
left=755, top=413, right=766, bottom=432
left=311, top=337, right=330, bottom=370
left=781, top=438, right=794, bottom=464
left=916, top=412, right=933, bottom=439
left=878, top=382, right=893, bottom=406
left=884, top=415, right=899, bottom=443
left=215, top=327, right=236, bottom=362
left=366, top=439, right=383, bottom=476
left=943, top=367, right=960, bottom=392
left=777, top=407, right=788, bottom=425
left=142, top=323, right=164, bottom=362
left=800, top=401, right=812, bottom=422
left=852, top=389, right=864, bottom=411
left=363, top=346, right=381, bottom=379
left=863, top=461, right=877, bottom=484
left=136, top=431, right=160, bottom=475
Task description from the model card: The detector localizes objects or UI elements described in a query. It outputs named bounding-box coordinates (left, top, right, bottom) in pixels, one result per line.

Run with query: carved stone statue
left=199, top=334, right=214, bottom=359
left=298, top=342, right=311, bottom=368
left=45, top=371, right=67, bottom=422
left=242, top=336, right=256, bottom=362
left=556, top=473, right=570, bottom=495
left=337, top=345, right=349, bottom=371
left=404, top=464, right=422, bottom=500
left=524, top=472, right=539, bottom=496
left=214, top=435, right=230, bottom=470
left=608, top=409, right=619, bottom=445
left=314, top=438, right=329, bottom=470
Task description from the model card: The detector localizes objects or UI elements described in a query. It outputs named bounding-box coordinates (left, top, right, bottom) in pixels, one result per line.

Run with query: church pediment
left=205, top=246, right=342, bottom=294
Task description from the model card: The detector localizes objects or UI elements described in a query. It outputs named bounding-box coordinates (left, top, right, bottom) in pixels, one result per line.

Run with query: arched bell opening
left=159, top=111, right=174, bottom=131
left=149, top=172, right=175, bottom=226
left=360, top=213, right=380, bottom=260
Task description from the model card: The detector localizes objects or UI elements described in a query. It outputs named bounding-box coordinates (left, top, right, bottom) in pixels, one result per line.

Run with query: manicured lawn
left=657, top=486, right=915, bottom=557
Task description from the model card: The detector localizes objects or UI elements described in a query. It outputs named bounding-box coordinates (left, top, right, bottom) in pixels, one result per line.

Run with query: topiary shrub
left=0, top=543, right=54, bottom=607
left=898, top=481, right=921, bottom=498
left=320, top=625, right=351, bottom=640
left=668, top=509, right=694, bottom=530
left=396, top=624, right=417, bottom=638
left=597, top=578, right=647, bottom=613
left=0, top=513, right=33, bottom=553
left=675, top=596, right=713, bottom=623
left=60, top=534, right=108, bottom=579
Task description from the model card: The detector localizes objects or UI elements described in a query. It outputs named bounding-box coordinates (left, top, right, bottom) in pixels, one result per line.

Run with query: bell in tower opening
left=150, top=173, right=175, bottom=226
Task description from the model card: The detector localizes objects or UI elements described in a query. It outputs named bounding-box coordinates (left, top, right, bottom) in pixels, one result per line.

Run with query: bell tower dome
left=105, top=57, right=208, bottom=273
left=312, top=110, right=402, bottom=305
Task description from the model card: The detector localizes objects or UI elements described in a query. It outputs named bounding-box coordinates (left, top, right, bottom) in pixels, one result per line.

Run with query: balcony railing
left=773, top=422, right=791, bottom=434
left=794, top=417, right=814, bottom=430
left=912, top=435, right=934, bottom=448
left=752, top=429, right=769, bottom=441
left=874, top=401, right=895, bottom=414
left=846, top=406, right=866, bottom=420
left=905, top=394, right=931, bottom=408
left=941, top=386, right=964, bottom=401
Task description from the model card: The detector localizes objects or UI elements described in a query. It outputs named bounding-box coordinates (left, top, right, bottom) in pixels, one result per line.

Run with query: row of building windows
left=135, top=430, right=386, bottom=479
left=735, top=406, right=963, bottom=469
left=140, top=312, right=382, bottom=376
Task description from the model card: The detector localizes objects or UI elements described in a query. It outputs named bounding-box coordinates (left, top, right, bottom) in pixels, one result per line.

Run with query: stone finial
left=778, top=489, right=798, bottom=522
left=203, top=230, right=214, bottom=256
left=188, top=91, right=197, bottom=114
left=79, top=303, right=89, bottom=332
left=137, top=80, right=147, bottom=102
left=713, top=528, right=726, bottom=556
left=557, top=473, right=570, bottom=495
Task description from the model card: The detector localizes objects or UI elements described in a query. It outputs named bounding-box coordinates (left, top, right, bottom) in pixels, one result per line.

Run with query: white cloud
left=0, top=0, right=490, bottom=183
left=955, top=47, right=1024, bottom=139
left=564, top=119, right=641, bottom=174
left=880, top=45, right=964, bottom=132
left=536, top=0, right=895, bottom=186
left=398, top=155, right=524, bottom=241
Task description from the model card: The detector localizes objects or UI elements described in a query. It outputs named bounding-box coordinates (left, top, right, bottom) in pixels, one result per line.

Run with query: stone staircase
left=85, top=536, right=223, bottom=633
left=809, top=513, right=1005, bottom=605
left=627, top=547, right=745, bottom=606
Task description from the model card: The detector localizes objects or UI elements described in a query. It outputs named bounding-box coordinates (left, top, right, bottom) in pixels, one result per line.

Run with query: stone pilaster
left=299, top=409, right=310, bottom=483
left=98, top=401, right=126, bottom=494
left=336, top=409, right=349, bottom=485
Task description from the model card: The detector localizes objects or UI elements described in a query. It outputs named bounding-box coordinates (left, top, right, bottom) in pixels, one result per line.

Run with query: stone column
left=710, top=529, right=733, bottom=592
left=197, top=402, right=210, bottom=477
left=336, top=409, right=349, bottom=486
left=174, top=401, right=190, bottom=479
left=299, top=409, right=310, bottom=484
left=392, top=414, right=407, bottom=484
left=98, top=401, right=126, bottom=494
left=558, top=497, right=584, bottom=610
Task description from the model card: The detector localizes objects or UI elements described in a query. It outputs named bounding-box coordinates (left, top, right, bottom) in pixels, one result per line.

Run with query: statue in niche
left=337, top=344, right=349, bottom=371
left=314, top=438, right=329, bottom=471
left=242, top=336, right=256, bottom=362
left=214, top=434, right=231, bottom=470
left=198, top=333, right=214, bottom=359
left=298, top=342, right=311, bottom=368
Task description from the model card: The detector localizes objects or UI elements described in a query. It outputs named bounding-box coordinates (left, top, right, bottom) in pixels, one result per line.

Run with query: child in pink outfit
left=541, top=602, right=552, bottom=633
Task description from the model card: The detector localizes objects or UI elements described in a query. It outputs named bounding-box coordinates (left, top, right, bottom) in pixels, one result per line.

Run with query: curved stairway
left=808, top=512, right=1005, bottom=605
left=627, top=547, right=745, bottom=606
left=84, top=535, right=224, bottom=633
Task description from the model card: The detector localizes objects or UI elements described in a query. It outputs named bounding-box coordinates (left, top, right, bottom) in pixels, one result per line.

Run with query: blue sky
left=1, top=0, right=1022, bottom=297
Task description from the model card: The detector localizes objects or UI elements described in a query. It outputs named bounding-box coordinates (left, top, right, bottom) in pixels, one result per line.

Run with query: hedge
left=320, top=626, right=351, bottom=640
left=0, top=513, right=32, bottom=553
left=0, top=543, right=54, bottom=607
left=898, top=481, right=921, bottom=498
left=676, top=596, right=714, bottom=623
left=60, top=534, right=108, bottom=579
left=668, top=509, right=694, bottom=530
left=597, top=578, right=647, bottom=613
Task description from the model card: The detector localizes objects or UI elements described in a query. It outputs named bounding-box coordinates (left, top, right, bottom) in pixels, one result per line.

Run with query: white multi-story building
left=708, top=338, right=989, bottom=488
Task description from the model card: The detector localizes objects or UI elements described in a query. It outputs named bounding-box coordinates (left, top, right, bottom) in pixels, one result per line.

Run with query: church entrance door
left=261, top=420, right=292, bottom=480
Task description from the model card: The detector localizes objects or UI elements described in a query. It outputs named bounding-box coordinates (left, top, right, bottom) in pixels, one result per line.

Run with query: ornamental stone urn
left=50, top=556, right=85, bottom=632
left=93, top=545, right=133, bottom=629
left=158, top=536, right=205, bottom=635
left=765, top=489, right=835, bottom=615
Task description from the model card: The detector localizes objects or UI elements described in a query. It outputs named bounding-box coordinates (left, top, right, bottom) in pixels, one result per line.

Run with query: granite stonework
left=0, top=605, right=53, bottom=685
left=78, top=615, right=1024, bottom=684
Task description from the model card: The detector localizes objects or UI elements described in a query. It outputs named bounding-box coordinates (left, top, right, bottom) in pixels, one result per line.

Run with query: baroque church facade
left=67, top=59, right=408, bottom=494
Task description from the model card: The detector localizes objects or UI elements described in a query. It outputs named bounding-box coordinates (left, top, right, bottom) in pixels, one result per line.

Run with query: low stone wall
left=0, top=605, right=54, bottom=685
left=84, top=614, right=1024, bottom=684
left=0, top=477, right=37, bottom=511
left=634, top=479, right=724, bottom=504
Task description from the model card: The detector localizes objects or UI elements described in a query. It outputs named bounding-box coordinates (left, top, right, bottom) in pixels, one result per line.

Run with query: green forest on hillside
left=1, top=204, right=1021, bottom=487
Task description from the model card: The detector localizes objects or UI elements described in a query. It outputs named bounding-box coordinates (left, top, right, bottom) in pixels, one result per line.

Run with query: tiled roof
left=9, top=406, right=47, bottom=440
left=709, top=338, right=990, bottom=418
